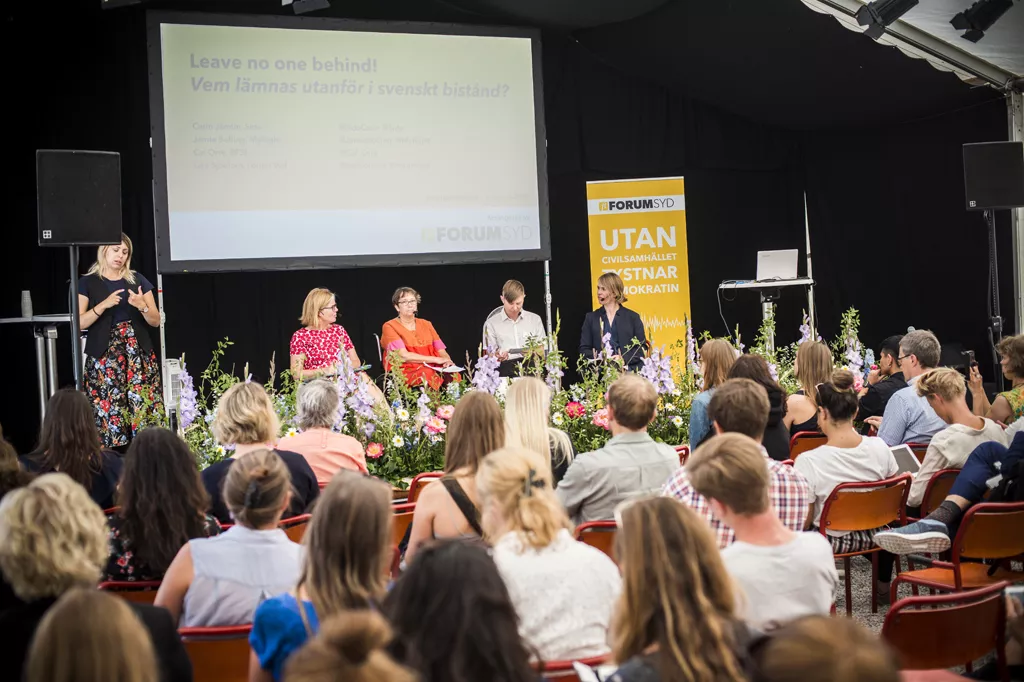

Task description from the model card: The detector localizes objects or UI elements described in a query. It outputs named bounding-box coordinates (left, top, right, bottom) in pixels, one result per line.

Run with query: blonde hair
left=26, top=588, right=157, bottom=682
left=300, top=288, right=336, bottom=328
left=612, top=497, right=744, bottom=682
left=795, top=341, right=834, bottom=406
left=687, top=433, right=770, bottom=516
left=85, top=233, right=137, bottom=285
left=915, top=367, right=967, bottom=402
left=501, top=279, right=525, bottom=301
left=608, top=373, right=658, bottom=430
left=598, top=272, right=627, bottom=304
left=284, top=610, right=416, bottom=682
left=0, top=473, right=108, bottom=601
left=505, top=378, right=573, bottom=472
left=700, top=339, right=736, bottom=391
left=477, top=447, right=571, bottom=551
left=298, top=471, right=392, bottom=619
left=444, top=391, right=505, bottom=474
left=223, top=449, right=291, bottom=528
left=213, top=382, right=280, bottom=445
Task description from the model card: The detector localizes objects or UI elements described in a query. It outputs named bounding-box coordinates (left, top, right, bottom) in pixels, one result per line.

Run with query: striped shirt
left=877, top=375, right=947, bottom=446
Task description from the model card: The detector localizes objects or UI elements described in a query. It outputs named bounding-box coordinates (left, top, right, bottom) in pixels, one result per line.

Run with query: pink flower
left=565, top=402, right=586, bottom=419
left=592, top=407, right=610, bottom=430
left=424, top=416, right=447, bottom=435
left=436, top=405, right=455, bottom=420
left=366, top=442, right=383, bottom=459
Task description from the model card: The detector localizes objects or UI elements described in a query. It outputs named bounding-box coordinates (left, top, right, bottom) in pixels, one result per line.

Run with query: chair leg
left=844, top=556, right=853, bottom=617
left=871, top=552, right=879, bottom=614
left=890, top=576, right=901, bottom=605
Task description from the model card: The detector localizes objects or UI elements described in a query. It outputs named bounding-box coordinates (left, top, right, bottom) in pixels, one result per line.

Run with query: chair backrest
left=920, top=468, right=960, bottom=516
left=279, top=514, right=312, bottom=543
left=408, top=471, right=444, bottom=504
left=819, top=473, right=911, bottom=534
left=536, top=654, right=610, bottom=681
left=373, top=333, right=383, bottom=364
left=393, top=502, right=416, bottom=548
left=952, top=501, right=1024, bottom=561
left=574, top=521, right=617, bottom=562
left=907, top=442, right=930, bottom=463
left=103, top=505, right=120, bottom=515
left=674, top=444, right=689, bottom=466
left=98, top=580, right=163, bottom=605
left=179, top=625, right=253, bottom=682
left=882, top=582, right=1006, bottom=672
left=782, top=459, right=794, bottom=467
left=789, top=431, right=827, bottom=460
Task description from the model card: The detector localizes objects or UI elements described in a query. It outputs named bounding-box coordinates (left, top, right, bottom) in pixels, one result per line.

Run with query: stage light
left=291, top=0, right=331, bottom=14
left=855, top=0, right=920, bottom=39
left=950, top=0, right=1016, bottom=43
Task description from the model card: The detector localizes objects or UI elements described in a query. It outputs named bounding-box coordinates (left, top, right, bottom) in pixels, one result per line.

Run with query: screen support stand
left=984, top=209, right=1004, bottom=393
left=68, top=245, right=83, bottom=391
left=543, top=260, right=552, bottom=337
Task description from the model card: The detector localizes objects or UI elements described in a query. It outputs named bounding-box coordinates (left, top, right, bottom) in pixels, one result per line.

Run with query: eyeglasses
left=897, top=354, right=913, bottom=363
left=398, top=299, right=418, bottom=306
left=320, top=304, right=338, bottom=311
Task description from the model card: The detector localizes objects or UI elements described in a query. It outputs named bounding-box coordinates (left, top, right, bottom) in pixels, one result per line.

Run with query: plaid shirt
left=662, top=452, right=813, bottom=549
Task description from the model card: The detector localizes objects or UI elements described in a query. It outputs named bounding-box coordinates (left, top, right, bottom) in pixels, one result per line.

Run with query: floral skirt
left=85, top=321, right=163, bottom=448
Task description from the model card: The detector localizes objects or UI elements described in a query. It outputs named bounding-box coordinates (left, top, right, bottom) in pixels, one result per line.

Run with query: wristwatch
left=141, top=306, right=150, bottom=313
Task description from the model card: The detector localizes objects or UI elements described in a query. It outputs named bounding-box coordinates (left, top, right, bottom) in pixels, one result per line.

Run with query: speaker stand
left=984, top=209, right=1004, bottom=393
left=68, top=245, right=83, bottom=391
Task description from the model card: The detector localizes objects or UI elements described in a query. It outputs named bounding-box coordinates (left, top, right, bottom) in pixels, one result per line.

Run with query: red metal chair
left=279, top=514, right=312, bottom=543
left=535, top=654, right=609, bottom=680
left=782, top=459, right=794, bottom=467
left=819, top=473, right=912, bottom=615
left=891, top=501, right=1024, bottom=601
left=789, top=431, right=827, bottom=460
left=574, top=521, right=617, bottom=563
left=99, top=580, right=163, bottom=605
left=179, top=625, right=252, bottom=682
left=881, top=582, right=1008, bottom=676
left=103, top=506, right=120, bottom=515
left=391, top=502, right=416, bottom=577
left=906, top=442, right=930, bottom=463
left=674, top=444, right=690, bottom=466
left=407, top=471, right=443, bottom=503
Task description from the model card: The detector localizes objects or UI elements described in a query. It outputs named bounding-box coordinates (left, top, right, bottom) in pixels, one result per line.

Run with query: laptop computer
left=756, top=249, right=799, bottom=281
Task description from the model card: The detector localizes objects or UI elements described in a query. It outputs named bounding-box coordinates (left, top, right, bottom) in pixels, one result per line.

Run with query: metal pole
left=1009, top=91, right=1023, bottom=335
left=543, top=259, right=553, bottom=336
left=45, top=326, right=59, bottom=398
left=803, top=192, right=817, bottom=334
left=34, top=328, right=47, bottom=419
left=157, top=272, right=167, bottom=367
left=68, top=246, right=83, bottom=391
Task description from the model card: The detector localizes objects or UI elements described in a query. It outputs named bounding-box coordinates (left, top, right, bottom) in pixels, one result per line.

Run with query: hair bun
left=831, top=369, right=855, bottom=391
left=323, top=611, right=390, bottom=666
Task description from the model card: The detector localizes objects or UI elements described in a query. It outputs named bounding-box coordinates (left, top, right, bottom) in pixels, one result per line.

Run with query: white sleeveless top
left=181, top=525, right=304, bottom=628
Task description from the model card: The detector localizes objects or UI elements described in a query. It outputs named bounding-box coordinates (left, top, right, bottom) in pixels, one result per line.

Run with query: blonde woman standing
left=478, top=447, right=620, bottom=662
left=505, top=377, right=575, bottom=484
left=76, top=233, right=161, bottom=448
left=784, top=340, right=834, bottom=434
left=579, top=272, right=647, bottom=371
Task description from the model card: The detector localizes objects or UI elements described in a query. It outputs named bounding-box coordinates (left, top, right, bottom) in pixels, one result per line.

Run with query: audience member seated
left=783, top=340, right=833, bottom=435
left=283, top=610, right=416, bottom=682
left=793, top=370, right=898, bottom=601
left=25, top=588, right=158, bottom=682
left=276, top=379, right=367, bottom=484
left=970, top=333, right=1024, bottom=425
left=857, top=335, right=907, bottom=425
left=557, top=375, right=678, bottom=526
left=504, top=377, right=576, bottom=485
left=106, top=427, right=221, bottom=582
left=156, top=449, right=303, bottom=627
left=0, top=473, right=191, bottom=682
left=478, top=446, right=621, bottom=661
left=19, top=388, right=123, bottom=509
left=688, top=338, right=735, bottom=448
left=406, top=391, right=504, bottom=561
left=728, top=354, right=791, bottom=461
left=0, top=422, right=17, bottom=466
left=874, top=430, right=1024, bottom=554
left=866, top=330, right=946, bottom=446
left=664, top=379, right=812, bottom=548
left=907, top=368, right=1007, bottom=509
left=607, top=497, right=749, bottom=682
left=0, top=465, right=34, bottom=500
left=384, top=539, right=537, bottom=682
left=202, top=382, right=319, bottom=524
left=687, top=433, right=837, bottom=630
left=749, top=615, right=899, bottom=682
left=250, top=471, right=393, bottom=682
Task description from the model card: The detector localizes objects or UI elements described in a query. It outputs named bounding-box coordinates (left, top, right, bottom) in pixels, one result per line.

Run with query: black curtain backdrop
left=0, top=0, right=1011, bottom=453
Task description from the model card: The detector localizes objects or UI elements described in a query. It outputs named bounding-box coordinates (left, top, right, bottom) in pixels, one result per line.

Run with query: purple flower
left=416, top=388, right=432, bottom=424
left=178, top=362, right=198, bottom=430
left=601, top=332, right=614, bottom=359
left=639, top=347, right=675, bottom=395
left=472, top=347, right=502, bottom=395
left=544, top=357, right=564, bottom=392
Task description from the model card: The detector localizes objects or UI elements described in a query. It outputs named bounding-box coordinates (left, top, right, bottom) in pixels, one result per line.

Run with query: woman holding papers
left=381, top=287, right=460, bottom=389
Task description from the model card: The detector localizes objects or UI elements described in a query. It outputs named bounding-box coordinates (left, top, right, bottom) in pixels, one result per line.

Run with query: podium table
left=0, top=314, right=72, bottom=419
left=717, top=278, right=814, bottom=351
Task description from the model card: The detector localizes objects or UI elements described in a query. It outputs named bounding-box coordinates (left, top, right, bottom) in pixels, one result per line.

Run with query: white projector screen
left=147, top=12, right=549, bottom=273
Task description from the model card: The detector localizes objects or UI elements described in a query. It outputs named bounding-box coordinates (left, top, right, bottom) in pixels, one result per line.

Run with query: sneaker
left=873, top=519, right=952, bottom=555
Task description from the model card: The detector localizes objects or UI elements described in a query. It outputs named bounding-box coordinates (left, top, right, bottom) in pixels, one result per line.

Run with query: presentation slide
left=151, top=16, right=545, bottom=270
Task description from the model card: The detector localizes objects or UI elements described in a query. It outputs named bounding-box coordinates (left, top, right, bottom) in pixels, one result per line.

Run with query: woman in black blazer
left=579, top=272, right=648, bottom=371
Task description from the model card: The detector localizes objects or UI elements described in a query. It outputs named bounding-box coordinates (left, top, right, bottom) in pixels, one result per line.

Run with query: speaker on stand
left=36, top=150, right=123, bottom=391
left=962, top=141, right=1024, bottom=393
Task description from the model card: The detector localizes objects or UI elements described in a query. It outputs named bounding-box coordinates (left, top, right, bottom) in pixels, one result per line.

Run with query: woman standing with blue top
left=579, top=272, right=648, bottom=371
left=77, top=234, right=162, bottom=448
left=689, top=339, right=737, bottom=449
left=248, top=470, right=394, bottom=682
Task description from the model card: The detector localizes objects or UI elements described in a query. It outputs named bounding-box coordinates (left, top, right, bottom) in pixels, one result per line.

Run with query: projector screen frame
left=146, top=10, right=550, bottom=274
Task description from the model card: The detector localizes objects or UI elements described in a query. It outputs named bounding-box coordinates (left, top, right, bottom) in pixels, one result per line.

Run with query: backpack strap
left=440, top=476, right=483, bottom=536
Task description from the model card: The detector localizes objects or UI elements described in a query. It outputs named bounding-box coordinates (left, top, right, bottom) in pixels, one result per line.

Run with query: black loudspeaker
left=36, top=150, right=123, bottom=247
left=962, top=141, right=1024, bottom=211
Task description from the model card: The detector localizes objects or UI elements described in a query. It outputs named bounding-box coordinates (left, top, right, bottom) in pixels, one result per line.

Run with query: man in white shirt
left=907, top=367, right=1008, bottom=508
left=482, top=279, right=546, bottom=373
left=687, top=433, right=838, bottom=631
left=867, top=329, right=947, bottom=445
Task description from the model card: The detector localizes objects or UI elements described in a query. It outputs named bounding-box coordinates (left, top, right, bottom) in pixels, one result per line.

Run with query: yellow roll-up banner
left=586, top=176, right=691, bottom=359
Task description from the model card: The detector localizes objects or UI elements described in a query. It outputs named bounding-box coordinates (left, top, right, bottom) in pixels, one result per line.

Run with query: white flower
left=392, top=435, right=405, bottom=448
left=664, top=402, right=675, bottom=412
left=284, top=427, right=298, bottom=439
left=396, top=408, right=410, bottom=422
left=551, top=413, right=564, bottom=427
left=671, top=389, right=681, bottom=397
left=216, top=445, right=226, bottom=456
left=671, top=416, right=684, bottom=428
